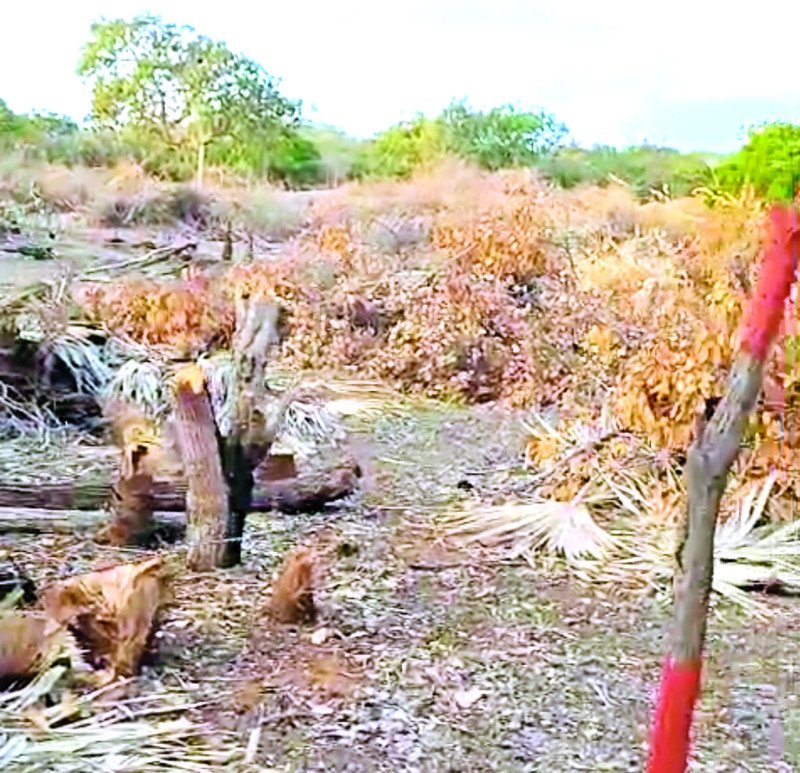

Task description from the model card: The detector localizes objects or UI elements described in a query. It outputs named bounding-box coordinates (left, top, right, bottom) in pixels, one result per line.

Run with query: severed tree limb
left=0, top=466, right=357, bottom=514
left=0, top=463, right=360, bottom=535
left=647, top=204, right=799, bottom=773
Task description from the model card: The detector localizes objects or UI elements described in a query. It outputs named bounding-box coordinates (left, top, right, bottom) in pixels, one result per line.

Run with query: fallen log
left=0, top=482, right=181, bottom=511
left=0, top=463, right=359, bottom=514
left=0, top=508, right=184, bottom=536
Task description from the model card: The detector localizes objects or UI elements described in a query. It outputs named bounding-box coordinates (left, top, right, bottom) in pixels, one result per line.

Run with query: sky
left=2, top=0, right=799, bottom=154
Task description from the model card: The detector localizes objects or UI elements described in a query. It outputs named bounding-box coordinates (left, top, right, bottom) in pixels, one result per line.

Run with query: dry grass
left=0, top=159, right=309, bottom=238
left=0, top=668, right=237, bottom=771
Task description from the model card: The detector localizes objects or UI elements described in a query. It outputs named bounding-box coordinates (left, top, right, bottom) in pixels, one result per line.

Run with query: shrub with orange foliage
left=432, top=199, right=551, bottom=283
left=612, top=323, right=739, bottom=449
left=371, top=268, right=540, bottom=402
left=78, top=269, right=232, bottom=353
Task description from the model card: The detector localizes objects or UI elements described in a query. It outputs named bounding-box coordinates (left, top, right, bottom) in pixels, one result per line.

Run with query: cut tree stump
left=94, top=444, right=156, bottom=547
left=173, top=365, right=231, bottom=571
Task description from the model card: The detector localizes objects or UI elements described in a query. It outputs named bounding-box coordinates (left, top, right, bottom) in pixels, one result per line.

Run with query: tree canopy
left=77, top=14, right=301, bottom=182
left=441, top=100, right=566, bottom=170
left=713, top=122, right=800, bottom=202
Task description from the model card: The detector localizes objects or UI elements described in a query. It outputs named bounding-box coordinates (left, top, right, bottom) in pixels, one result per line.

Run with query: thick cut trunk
left=173, top=368, right=230, bottom=571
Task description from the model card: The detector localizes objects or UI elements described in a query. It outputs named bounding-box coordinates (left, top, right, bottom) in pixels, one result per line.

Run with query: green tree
left=713, top=122, right=800, bottom=202
left=360, top=117, right=449, bottom=178
left=0, top=99, right=16, bottom=136
left=441, top=100, right=566, bottom=170
left=536, top=144, right=713, bottom=199
left=77, top=14, right=300, bottom=183
left=300, top=125, right=362, bottom=186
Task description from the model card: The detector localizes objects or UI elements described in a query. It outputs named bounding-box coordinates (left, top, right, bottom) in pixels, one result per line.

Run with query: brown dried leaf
left=0, top=612, right=84, bottom=679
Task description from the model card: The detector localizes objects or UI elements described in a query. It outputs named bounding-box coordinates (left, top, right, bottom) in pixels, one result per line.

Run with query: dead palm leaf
left=41, top=556, right=167, bottom=679
left=446, top=496, right=622, bottom=562
left=0, top=613, right=86, bottom=680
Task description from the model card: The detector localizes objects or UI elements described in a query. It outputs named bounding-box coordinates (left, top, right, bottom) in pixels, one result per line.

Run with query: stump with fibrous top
left=173, top=364, right=232, bottom=571
left=94, top=297, right=290, bottom=570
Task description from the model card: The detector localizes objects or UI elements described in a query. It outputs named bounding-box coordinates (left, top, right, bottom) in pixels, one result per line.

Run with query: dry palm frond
left=41, top=556, right=166, bottom=679
left=521, top=408, right=623, bottom=481
left=578, top=471, right=798, bottom=614
left=0, top=613, right=87, bottom=679
left=0, top=381, right=63, bottom=441
left=49, top=330, right=111, bottom=395
left=570, top=517, right=673, bottom=601
left=279, top=400, right=346, bottom=456
left=712, top=472, right=800, bottom=611
left=0, top=679, right=238, bottom=771
left=445, top=497, right=622, bottom=563
left=104, top=358, right=167, bottom=418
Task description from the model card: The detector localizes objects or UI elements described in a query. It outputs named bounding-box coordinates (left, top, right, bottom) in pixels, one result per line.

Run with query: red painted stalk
left=646, top=204, right=798, bottom=773
left=739, top=205, right=799, bottom=361
left=647, top=658, right=702, bottom=773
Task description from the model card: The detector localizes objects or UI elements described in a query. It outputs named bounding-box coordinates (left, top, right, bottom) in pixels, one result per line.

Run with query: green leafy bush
left=536, top=145, right=713, bottom=199
left=359, top=101, right=566, bottom=179
left=300, top=125, right=363, bottom=186
left=359, top=118, right=449, bottom=179
left=441, top=100, right=566, bottom=170
left=712, top=122, right=800, bottom=202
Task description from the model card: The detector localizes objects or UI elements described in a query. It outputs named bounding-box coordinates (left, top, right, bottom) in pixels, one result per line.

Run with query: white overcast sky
left=2, top=0, right=799, bottom=153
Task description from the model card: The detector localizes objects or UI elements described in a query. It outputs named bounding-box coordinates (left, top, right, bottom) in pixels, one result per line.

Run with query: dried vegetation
left=2, top=161, right=800, bottom=769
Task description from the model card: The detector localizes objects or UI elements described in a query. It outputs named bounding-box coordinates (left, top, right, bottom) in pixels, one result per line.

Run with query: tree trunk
left=173, top=366, right=230, bottom=571
left=220, top=438, right=254, bottom=567
left=222, top=220, right=233, bottom=261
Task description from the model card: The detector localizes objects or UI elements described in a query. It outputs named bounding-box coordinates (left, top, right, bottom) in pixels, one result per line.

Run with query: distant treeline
left=1, top=13, right=798, bottom=199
